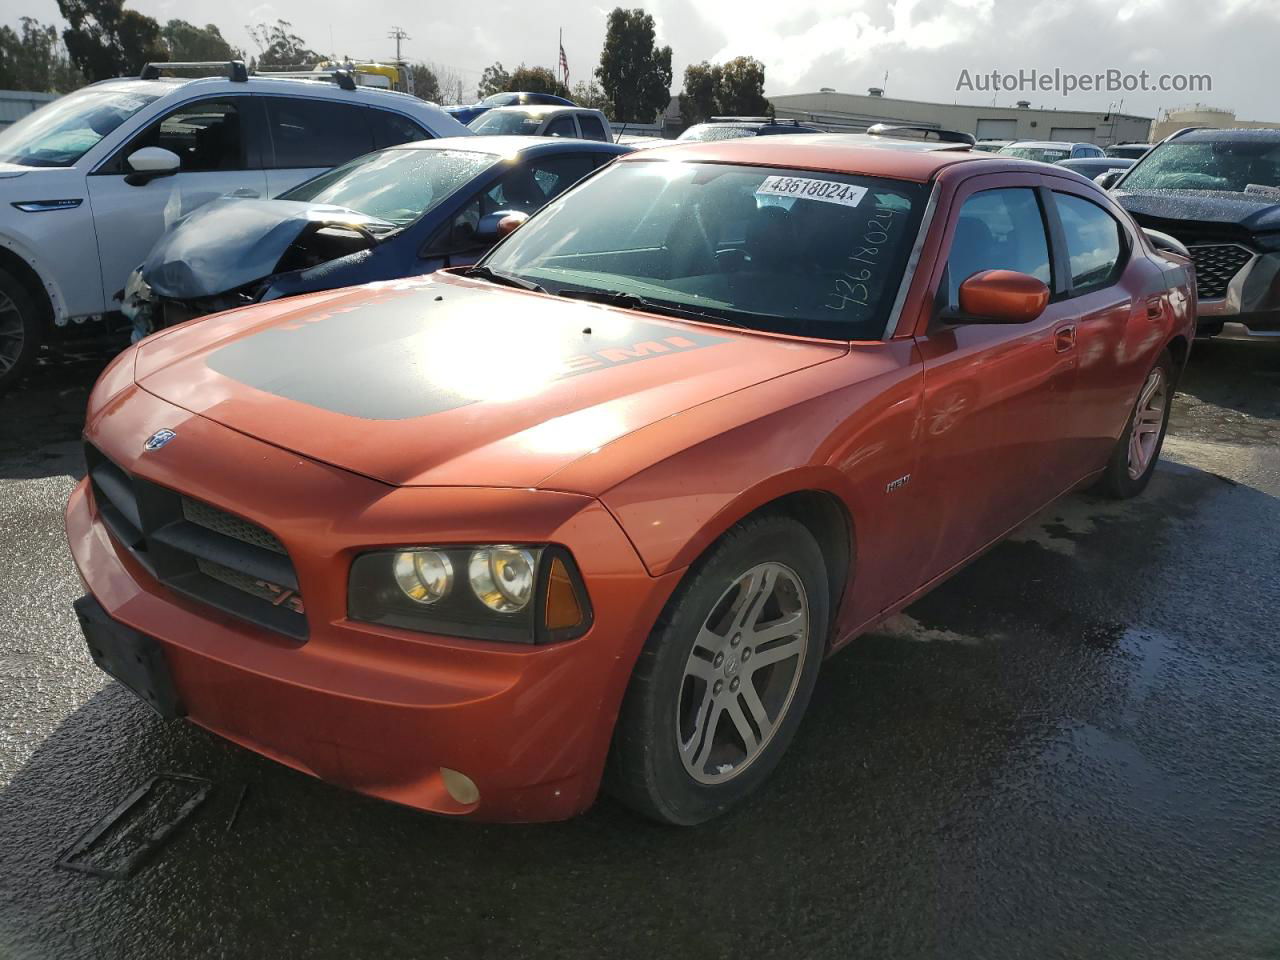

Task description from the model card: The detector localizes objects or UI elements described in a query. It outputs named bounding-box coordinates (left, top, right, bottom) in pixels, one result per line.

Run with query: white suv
left=0, top=61, right=469, bottom=391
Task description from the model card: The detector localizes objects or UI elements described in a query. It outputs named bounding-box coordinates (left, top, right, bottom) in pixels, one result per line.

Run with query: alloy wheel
left=0, top=289, right=23, bottom=377
left=676, top=561, right=809, bottom=784
left=1127, top=366, right=1168, bottom=479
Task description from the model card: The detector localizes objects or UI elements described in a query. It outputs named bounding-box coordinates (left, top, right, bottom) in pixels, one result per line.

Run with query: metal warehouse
left=770, top=88, right=1152, bottom=145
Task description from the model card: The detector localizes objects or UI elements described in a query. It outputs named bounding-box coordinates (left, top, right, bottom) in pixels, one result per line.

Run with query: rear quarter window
left=266, top=98, right=373, bottom=168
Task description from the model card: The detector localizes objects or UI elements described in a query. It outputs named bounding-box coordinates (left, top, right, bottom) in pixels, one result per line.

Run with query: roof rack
left=140, top=60, right=248, bottom=82
left=866, top=123, right=975, bottom=146
left=259, top=68, right=358, bottom=91
left=706, top=116, right=801, bottom=126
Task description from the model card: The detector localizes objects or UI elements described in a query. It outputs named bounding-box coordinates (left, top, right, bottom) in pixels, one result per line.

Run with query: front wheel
left=1095, top=349, right=1174, bottom=499
left=0, top=267, right=43, bottom=395
left=608, top=514, right=829, bottom=825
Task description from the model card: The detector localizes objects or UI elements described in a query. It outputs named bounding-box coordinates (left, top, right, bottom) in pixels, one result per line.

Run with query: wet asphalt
left=1, top=339, right=1279, bottom=960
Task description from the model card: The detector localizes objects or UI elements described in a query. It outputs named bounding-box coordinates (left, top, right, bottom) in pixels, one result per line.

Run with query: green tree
left=409, top=62, right=440, bottom=102
left=57, top=0, right=167, bottom=82
left=679, top=56, right=770, bottom=124
left=678, top=61, right=718, bottom=125
left=508, top=64, right=570, bottom=98
left=571, top=79, right=613, bottom=116
left=717, top=56, right=769, bottom=116
left=477, top=61, right=510, bottom=99
left=0, top=17, right=84, bottom=92
left=247, top=20, right=318, bottom=69
left=162, top=20, right=241, bottom=62
left=595, top=7, right=672, bottom=123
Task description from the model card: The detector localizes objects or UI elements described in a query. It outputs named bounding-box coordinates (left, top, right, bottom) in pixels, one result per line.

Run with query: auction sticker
left=756, top=176, right=868, bottom=208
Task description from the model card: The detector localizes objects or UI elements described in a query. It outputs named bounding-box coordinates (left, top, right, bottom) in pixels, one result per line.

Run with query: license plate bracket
left=74, top=596, right=184, bottom=720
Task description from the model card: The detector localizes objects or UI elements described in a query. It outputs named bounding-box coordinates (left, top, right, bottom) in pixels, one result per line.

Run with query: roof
left=1174, top=127, right=1280, bottom=142
left=480, top=105, right=599, bottom=118
left=621, top=132, right=989, bottom=182
left=1006, top=141, right=1082, bottom=148
left=388, top=135, right=628, bottom=156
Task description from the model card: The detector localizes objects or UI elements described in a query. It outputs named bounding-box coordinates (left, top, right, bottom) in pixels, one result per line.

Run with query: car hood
left=1114, top=188, right=1280, bottom=232
left=142, top=197, right=394, bottom=300
left=134, top=272, right=846, bottom=488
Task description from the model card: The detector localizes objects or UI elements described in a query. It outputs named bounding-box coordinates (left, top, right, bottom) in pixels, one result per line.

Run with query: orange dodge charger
left=67, top=133, right=1195, bottom=824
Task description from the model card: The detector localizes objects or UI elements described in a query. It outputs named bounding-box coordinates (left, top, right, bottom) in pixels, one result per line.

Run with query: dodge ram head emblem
left=144, top=428, right=177, bottom=451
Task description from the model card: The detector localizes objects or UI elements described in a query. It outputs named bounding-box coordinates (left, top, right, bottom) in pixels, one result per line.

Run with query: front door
left=911, top=175, right=1081, bottom=579
left=86, top=96, right=267, bottom=308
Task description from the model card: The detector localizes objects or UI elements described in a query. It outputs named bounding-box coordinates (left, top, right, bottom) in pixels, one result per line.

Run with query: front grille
left=1188, top=243, right=1254, bottom=300
left=85, top=444, right=307, bottom=642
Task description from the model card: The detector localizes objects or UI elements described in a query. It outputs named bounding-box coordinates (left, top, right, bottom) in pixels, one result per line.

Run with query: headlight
left=348, top=544, right=592, bottom=644
left=392, top=549, right=454, bottom=604
left=468, top=546, right=536, bottom=612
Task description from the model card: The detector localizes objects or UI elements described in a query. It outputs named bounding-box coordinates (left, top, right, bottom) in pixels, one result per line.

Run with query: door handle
left=229, top=188, right=260, bottom=198
left=1145, top=296, right=1165, bottom=320
left=1054, top=324, right=1077, bottom=353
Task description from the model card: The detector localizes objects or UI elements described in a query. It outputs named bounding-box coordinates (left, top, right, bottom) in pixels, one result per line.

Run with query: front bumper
left=66, top=387, right=679, bottom=821
left=1195, top=249, right=1280, bottom=339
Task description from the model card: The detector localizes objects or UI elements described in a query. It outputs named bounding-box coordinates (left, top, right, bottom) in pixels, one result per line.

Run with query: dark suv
left=1108, top=127, right=1280, bottom=341
left=677, top=117, right=822, bottom=142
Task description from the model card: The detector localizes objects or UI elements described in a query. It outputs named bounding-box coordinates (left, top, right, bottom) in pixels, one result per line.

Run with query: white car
left=468, top=105, right=614, bottom=142
left=0, top=61, right=469, bottom=391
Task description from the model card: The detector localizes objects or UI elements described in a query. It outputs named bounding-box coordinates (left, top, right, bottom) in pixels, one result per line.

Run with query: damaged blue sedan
left=124, top=135, right=630, bottom=333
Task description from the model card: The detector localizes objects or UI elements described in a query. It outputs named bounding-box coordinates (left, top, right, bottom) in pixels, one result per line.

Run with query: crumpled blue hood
left=142, top=196, right=393, bottom=299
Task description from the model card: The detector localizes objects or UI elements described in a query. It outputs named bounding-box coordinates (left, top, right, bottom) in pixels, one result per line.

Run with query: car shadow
left=0, top=349, right=109, bottom=481
left=3, top=458, right=1276, bottom=960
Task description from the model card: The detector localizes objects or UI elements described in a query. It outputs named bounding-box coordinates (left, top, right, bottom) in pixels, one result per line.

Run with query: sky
left=13, top=0, right=1280, bottom=120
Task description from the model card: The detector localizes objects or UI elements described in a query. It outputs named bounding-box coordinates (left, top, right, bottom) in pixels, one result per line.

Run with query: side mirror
left=952, top=270, right=1049, bottom=324
left=1094, top=170, right=1123, bottom=190
left=125, top=147, right=180, bottom=186
left=475, top=210, right=529, bottom=242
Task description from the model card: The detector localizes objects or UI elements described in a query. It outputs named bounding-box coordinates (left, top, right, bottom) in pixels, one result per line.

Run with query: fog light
left=440, top=767, right=479, bottom=805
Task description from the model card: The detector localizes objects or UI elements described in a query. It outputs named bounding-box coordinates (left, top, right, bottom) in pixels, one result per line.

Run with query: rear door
left=912, top=173, right=1082, bottom=576
left=262, top=96, right=375, bottom=196
left=1042, top=179, right=1156, bottom=469
left=86, top=95, right=267, bottom=307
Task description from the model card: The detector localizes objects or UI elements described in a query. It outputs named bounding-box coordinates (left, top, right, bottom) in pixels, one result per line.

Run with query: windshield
left=999, top=145, right=1071, bottom=164
left=0, top=88, right=158, bottom=167
left=678, top=124, right=758, bottom=142
left=1121, top=139, right=1280, bottom=193
left=279, top=148, right=498, bottom=226
left=470, top=111, right=545, bottom=135
left=483, top=160, right=926, bottom=339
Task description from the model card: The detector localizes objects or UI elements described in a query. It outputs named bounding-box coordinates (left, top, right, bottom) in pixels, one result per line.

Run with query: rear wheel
left=608, top=514, right=829, bottom=825
left=1095, top=349, right=1174, bottom=499
left=0, top=267, right=43, bottom=395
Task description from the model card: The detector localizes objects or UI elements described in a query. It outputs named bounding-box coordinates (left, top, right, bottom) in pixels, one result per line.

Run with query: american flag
left=558, top=38, right=570, bottom=88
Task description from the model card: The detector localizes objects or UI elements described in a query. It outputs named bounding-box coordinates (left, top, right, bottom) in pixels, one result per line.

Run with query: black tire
left=608, top=513, right=830, bottom=825
left=1094, top=349, right=1175, bottom=499
left=0, top=266, right=44, bottom=396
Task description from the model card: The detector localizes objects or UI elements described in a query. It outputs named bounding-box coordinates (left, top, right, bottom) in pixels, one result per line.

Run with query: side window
left=577, top=114, right=609, bottom=142
left=1053, top=192, right=1125, bottom=293
left=266, top=98, right=373, bottom=168
left=433, top=155, right=598, bottom=252
left=545, top=115, right=577, bottom=138
left=945, top=188, right=1052, bottom=306
left=126, top=99, right=245, bottom=172
left=369, top=109, right=429, bottom=149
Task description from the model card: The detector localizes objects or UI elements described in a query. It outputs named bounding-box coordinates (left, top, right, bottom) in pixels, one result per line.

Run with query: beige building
left=1149, top=104, right=1280, bottom=142
left=770, top=88, right=1152, bottom=146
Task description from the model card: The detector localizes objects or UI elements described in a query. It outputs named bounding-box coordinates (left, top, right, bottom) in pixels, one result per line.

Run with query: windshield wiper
left=557, top=288, right=757, bottom=331
left=463, top=265, right=547, bottom=293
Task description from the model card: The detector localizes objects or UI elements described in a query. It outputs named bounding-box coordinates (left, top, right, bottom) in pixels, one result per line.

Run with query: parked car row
left=0, top=61, right=469, bottom=390
left=64, top=121, right=1196, bottom=825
